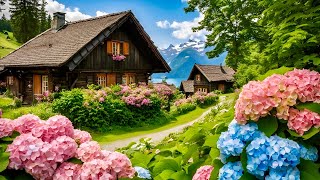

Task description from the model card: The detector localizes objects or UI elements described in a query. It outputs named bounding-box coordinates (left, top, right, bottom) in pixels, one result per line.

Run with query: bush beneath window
left=52, top=84, right=174, bottom=132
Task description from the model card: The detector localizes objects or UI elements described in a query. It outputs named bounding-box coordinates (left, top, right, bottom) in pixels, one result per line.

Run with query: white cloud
left=0, top=1, right=10, bottom=19
left=46, top=0, right=91, bottom=22
left=181, top=0, right=190, bottom=2
left=96, top=10, right=108, bottom=17
left=156, top=13, right=209, bottom=41
left=156, top=20, right=170, bottom=29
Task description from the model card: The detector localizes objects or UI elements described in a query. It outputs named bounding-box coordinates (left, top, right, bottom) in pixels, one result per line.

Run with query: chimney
left=51, top=12, right=66, bottom=30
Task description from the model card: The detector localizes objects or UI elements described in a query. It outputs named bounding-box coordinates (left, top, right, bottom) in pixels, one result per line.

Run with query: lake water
left=152, top=78, right=186, bottom=87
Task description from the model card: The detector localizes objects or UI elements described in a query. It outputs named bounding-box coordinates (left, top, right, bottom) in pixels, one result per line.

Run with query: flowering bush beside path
left=0, top=114, right=136, bottom=180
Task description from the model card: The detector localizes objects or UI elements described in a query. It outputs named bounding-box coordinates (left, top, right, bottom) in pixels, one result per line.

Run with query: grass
left=0, top=96, right=56, bottom=120
left=91, top=105, right=214, bottom=145
left=0, top=32, right=21, bottom=58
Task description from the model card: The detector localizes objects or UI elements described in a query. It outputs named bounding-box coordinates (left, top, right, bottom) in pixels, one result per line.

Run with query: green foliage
left=176, top=103, right=196, bottom=115
left=234, top=64, right=263, bottom=88
left=52, top=88, right=170, bottom=132
left=261, top=0, right=320, bottom=70
left=185, top=0, right=265, bottom=70
left=256, top=116, right=278, bottom=137
left=256, top=66, right=294, bottom=81
left=120, top=94, right=237, bottom=179
left=296, top=102, right=320, bottom=114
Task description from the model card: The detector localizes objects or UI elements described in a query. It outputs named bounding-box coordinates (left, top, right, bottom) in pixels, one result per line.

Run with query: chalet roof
left=190, top=64, right=235, bottom=82
left=0, top=11, right=170, bottom=72
left=180, top=80, right=194, bottom=93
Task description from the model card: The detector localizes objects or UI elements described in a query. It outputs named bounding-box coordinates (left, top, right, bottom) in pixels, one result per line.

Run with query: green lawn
left=91, top=105, right=213, bottom=144
left=0, top=32, right=21, bottom=58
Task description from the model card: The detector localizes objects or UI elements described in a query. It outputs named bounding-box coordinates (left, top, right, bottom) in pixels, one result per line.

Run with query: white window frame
left=42, top=75, right=49, bottom=93
left=97, top=74, right=107, bottom=87
left=197, top=88, right=207, bottom=93
left=122, top=74, right=135, bottom=85
left=112, top=41, right=124, bottom=55
left=196, top=74, right=201, bottom=81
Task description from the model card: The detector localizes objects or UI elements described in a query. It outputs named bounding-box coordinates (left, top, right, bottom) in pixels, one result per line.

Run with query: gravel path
left=102, top=104, right=218, bottom=151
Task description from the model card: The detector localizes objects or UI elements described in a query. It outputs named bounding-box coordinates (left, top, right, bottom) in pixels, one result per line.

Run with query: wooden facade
left=180, top=64, right=235, bottom=95
left=0, top=11, right=170, bottom=104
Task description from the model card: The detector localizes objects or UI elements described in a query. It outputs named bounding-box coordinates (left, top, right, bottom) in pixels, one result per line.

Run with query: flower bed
left=52, top=84, right=174, bottom=131
left=0, top=114, right=136, bottom=179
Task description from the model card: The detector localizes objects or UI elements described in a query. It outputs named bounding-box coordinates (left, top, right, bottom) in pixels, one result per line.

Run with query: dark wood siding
left=75, top=27, right=153, bottom=73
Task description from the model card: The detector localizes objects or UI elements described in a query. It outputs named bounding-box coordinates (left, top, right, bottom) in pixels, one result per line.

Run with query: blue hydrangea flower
left=218, top=161, right=243, bottom=180
left=265, top=166, right=300, bottom=180
left=299, top=144, right=318, bottom=162
left=217, top=131, right=245, bottom=160
left=246, top=134, right=270, bottom=178
left=267, top=136, right=300, bottom=170
left=217, top=120, right=262, bottom=162
left=228, top=120, right=262, bottom=142
left=134, top=166, right=152, bottom=179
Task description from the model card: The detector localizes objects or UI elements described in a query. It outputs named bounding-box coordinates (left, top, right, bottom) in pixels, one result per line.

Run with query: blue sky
left=1, top=0, right=207, bottom=49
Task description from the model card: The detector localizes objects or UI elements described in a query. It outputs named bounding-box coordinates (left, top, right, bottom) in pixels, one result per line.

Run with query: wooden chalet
left=180, top=64, right=235, bottom=94
left=0, top=11, right=170, bottom=103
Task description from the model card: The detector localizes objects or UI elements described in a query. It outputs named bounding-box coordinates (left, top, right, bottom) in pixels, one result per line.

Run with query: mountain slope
left=154, top=40, right=226, bottom=80
left=0, top=32, right=21, bottom=58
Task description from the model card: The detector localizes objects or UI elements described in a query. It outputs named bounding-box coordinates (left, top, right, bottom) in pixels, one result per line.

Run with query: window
left=33, top=74, right=49, bottom=95
left=42, top=75, right=49, bottom=93
left=112, top=41, right=123, bottom=55
left=197, top=88, right=207, bottom=93
left=122, top=74, right=135, bottom=85
left=196, top=74, right=201, bottom=81
left=7, top=76, right=13, bottom=85
left=107, top=41, right=130, bottom=56
left=97, top=74, right=107, bottom=87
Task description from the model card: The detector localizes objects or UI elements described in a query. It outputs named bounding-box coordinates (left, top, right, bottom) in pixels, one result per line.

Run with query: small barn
left=180, top=64, right=235, bottom=94
left=0, top=11, right=170, bottom=104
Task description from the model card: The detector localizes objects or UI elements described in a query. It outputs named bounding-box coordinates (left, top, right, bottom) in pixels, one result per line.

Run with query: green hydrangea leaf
left=256, top=116, right=278, bottom=137
left=0, top=152, right=9, bottom=172
left=296, top=103, right=320, bottom=114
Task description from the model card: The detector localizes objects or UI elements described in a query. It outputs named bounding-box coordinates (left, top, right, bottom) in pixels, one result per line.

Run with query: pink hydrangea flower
left=76, top=141, right=101, bottom=162
left=53, top=162, right=81, bottom=180
left=288, top=108, right=320, bottom=135
left=74, top=129, right=92, bottom=144
left=80, top=159, right=113, bottom=180
left=0, top=118, right=15, bottom=138
left=51, top=136, right=77, bottom=162
left=14, top=114, right=42, bottom=134
left=106, top=151, right=135, bottom=179
left=7, top=133, right=59, bottom=179
left=192, top=165, right=214, bottom=180
left=32, top=115, right=74, bottom=142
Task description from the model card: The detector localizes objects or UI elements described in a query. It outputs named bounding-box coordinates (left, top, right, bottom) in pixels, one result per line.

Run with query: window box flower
left=112, top=54, right=126, bottom=61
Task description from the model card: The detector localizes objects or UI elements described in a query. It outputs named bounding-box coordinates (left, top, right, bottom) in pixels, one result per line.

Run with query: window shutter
left=123, top=42, right=129, bottom=55
left=106, top=41, right=112, bottom=55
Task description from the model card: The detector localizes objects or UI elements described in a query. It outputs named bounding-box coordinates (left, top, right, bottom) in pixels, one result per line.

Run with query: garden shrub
left=52, top=84, right=175, bottom=131
left=176, top=102, right=196, bottom=115
left=0, top=114, right=136, bottom=179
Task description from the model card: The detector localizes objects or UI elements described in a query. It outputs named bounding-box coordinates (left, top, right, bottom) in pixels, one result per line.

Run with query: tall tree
left=0, top=14, right=12, bottom=32
left=39, top=0, right=47, bottom=32
left=9, top=0, right=40, bottom=43
left=260, top=0, right=320, bottom=69
left=46, top=14, right=51, bottom=29
left=185, top=0, right=266, bottom=70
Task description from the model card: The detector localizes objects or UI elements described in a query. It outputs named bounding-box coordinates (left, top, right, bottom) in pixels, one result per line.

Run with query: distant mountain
left=153, top=39, right=227, bottom=81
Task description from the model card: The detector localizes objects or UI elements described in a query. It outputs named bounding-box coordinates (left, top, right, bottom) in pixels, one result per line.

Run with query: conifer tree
left=46, top=14, right=52, bottom=29
left=9, top=0, right=40, bottom=43
left=0, top=14, right=12, bottom=32
left=39, top=0, right=47, bottom=32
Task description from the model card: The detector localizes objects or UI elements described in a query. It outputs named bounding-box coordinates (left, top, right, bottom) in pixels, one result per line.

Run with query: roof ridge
left=67, top=10, right=131, bottom=25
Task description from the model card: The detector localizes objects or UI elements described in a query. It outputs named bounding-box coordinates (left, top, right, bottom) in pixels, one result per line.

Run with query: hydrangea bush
left=120, top=69, right=319, bottom=180
left=0, top=114, right=136, bottom=180
left=52, top=83, right=176, bottom=131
